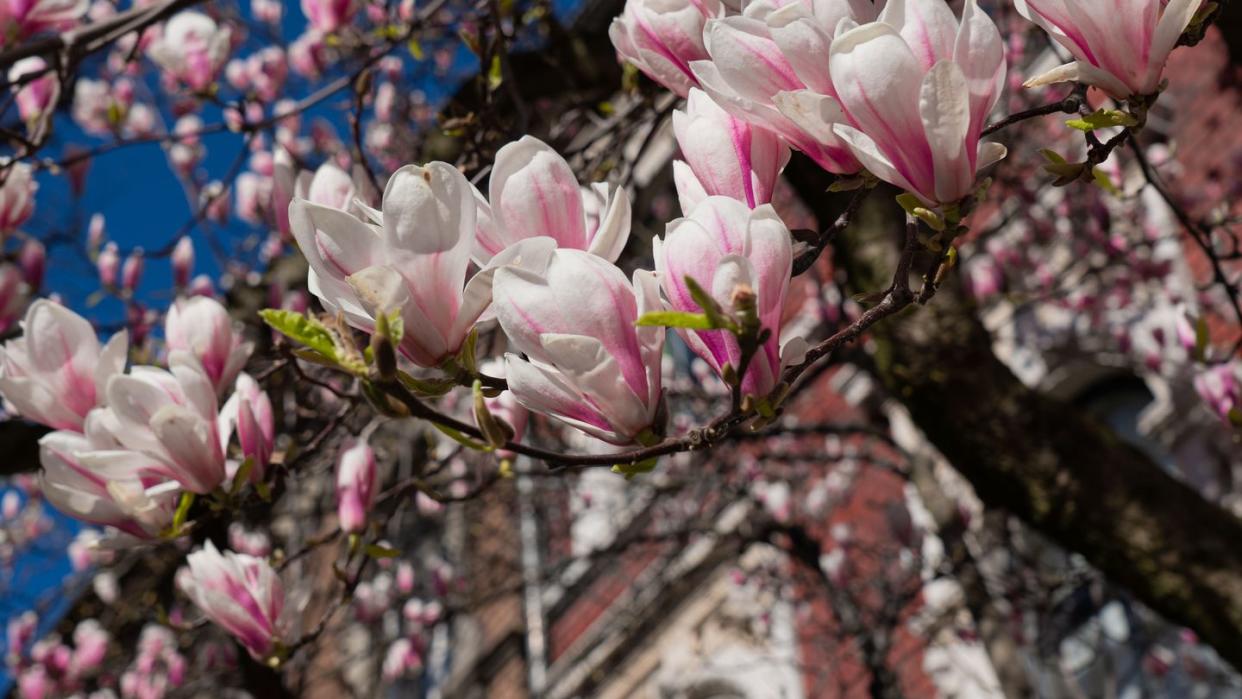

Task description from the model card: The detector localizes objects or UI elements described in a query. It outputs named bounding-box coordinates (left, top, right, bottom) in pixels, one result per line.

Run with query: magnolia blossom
left=656, top=196, right=799, bottom=398
left=164, top=295, right=252, bottom=395
left=301, top=0, right=356, bottom=33
left=218, top=373, right=275, bottom=482
left=336, top=440, right=376, bottom=533
left=777, top=0, right=1007, bottom=207
left=8, top=57, right=59, bottom=125
left=690, top=0, right=879, bottom=174
left=97, top=352, right=228, bottom=494
left=608, top=0, right=722, bottom=97
left=0, top=0, right=87, bottom=45
left=474, top=136, right=631, bottom=264
left=291, top=160, right=554, bottom=367
left=0, top=160, right=37, bottom=233
left=1016, top=0, right=1204, bottom=99
left=180, top=541, right=285, bottom=659
left=172, top=236, right=195, bottom=288
left=38, top=430, right=178, bottom=538
left=0, top=263, right=25, bottom=334
left=147, top=12, right=232, bottom=92
left=0, top=301, right=128, bottom=432
left=1195, top=364, right=1239, bottom=425
left=673, top=88, right=789, bottom=212
left=478, top=358, right=528, bottom=459
left=493, top=249, right=665, bottom=445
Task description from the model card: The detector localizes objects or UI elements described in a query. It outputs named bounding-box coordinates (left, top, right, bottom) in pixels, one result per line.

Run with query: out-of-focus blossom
left=0, top=301, right=128, bottom=431
left=228, top=522, right=272, bottom=557
left=0, top=0, right=88, bottom=47
left=1016, top=0, right=1203, bottom=99
left=96, top=242, right=119, bottom=288
left=0, top=263, right=27, bottom=334
left=180, top=541, right=285, bottom=659
left=781, top=0, right=1007, bottom=207
left=19, top=239, right=45, bottom=290
left=0, top=161, right=37, bottom=234
left=608, top=0, right=722, bottom=97
left=8, top=57, right=59, bottom=125
left=121, top=625, right=187, bottom=698
left=87, top=213, right=105, bottom=255
left=245, top=46, right=288, bottom=102
left=1195, top=363, right=1240, bottom=425
left=289, top=30, right=328, bottom=79
left=473, top=136, right=631, bottom=264
left=72, top=79, right=122, bottom=137
left=164, top=295, right=252, bottom=395
left=656, top=196, right=797, bottom=398
left=147, top=12, right=232, bottom=92
left=121, top=249, right=144, bottom=294
left=336, top=440, right=376, bottom=533
left=493, top=249, right=665, bottom=445
left=251, top=0, right=283, bottom=24
left=301, top=0, right=356, bottom=33
left=291, top=161, right=554, bottom=367
left=673, top=88, right=789, bottom=212
left=218, top=372, right=275, bottom=482
left=168, top=116, right=205, bottom=178
left=171, top=236, right=194, bottom=288
left=70, top=620, right=109, bottom=674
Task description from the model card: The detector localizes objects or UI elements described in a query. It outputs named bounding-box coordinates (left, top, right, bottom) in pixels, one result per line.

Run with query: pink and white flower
left=301, top=0, right=357, bottom=33
left=179, top=541, right=285, bottom=659
left=336, top=440, right=376, bottom=533
left=778, top=0, right=1007, bottom=207
left=0, top=160, right=37, bottom=233
left=97, top=352, right=228, bottom=494
left=291, top=161, right=555, bottom=367
left=8, top=57, right=59, bottom=125
left=473, top=136, right=631, bottom=264
left=217, top=372, right=275, bottom=482
left=608, top=0, right=723, bottom=97
left=1015, top=0, right=1204, bottom=99
left=492, top=249, right=665, bottom=445
left=672, top=88, right=789, bottom=212
left=690, top=0, right=879, bottom=174
left=38, top=429, right=178, bottom=538
left=656, top=196, right=799, bottom=398
left=164, top=296, right=253, bottom=396
left=147, top=12, right=232, bottom=92
left=0, top=301, right=128, bottom=432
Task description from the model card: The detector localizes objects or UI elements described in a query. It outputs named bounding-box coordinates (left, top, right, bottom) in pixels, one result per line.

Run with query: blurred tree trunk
left=802, top=169, right=1242, bottom=670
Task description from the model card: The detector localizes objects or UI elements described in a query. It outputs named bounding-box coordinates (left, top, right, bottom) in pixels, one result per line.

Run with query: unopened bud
left=473, top=380, right=514, bottom=449
left=371, top=311, right=398, bottom=381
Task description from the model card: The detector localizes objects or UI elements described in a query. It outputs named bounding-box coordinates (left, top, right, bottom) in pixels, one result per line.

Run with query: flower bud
left=172, top=235, right=194, bottom=288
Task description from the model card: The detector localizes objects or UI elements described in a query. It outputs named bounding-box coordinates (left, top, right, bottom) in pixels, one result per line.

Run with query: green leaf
left=1229, top=407, right=1242, bottom=427
left=407, top=39, right=425, bottom=60
left=612, top=456, right=658, bottom=479
left=1092, top=167, right=1120, bottom=196
left=230, top=457, right=255, bottom=494
left=168, top=491, right=195, bottom=537
left=684, top=276, right=738, bottom=333
left=1039, top=148, right=1069, bottom=165
left=488, top=55, right=503, bottom=90
left=398, top=371, right=456, bottom=397
left=365, top=543, right=401, bottom=558
left=259, top=309, right=338, bottom=360
left=432, top=422, right=493, bottom=452
left=1065, top=109, right=1138, bottom=132
left=1194, top=316, right=1210, bottom=363
left=635, top=311, right=715, bottom=330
